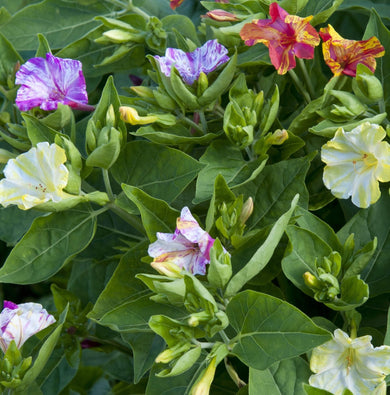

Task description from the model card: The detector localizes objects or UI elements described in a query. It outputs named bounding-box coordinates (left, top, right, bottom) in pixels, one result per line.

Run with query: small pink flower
left=148, top=207, right=215, bottom=275
left=15, top=53, right=94, bottom=112
left=0, top=301, right=56, bottom=353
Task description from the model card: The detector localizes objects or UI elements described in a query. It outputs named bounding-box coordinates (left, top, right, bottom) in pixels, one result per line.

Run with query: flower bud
left=267, top=129, right=289, bottom=145
left=203, top=10, right=239, bottom=22
left=151, top=260, right=183, bottom=278
left=130, top=85, right=155, bottom=98
left=155, top=342, right=191, bottom=364
left=303, top=272, right=322, bottom=290
left=119, top=106, right=158, bottom=125
left=239, top=197, right=253, bottom=225
left=190, top=357, right=217, bottom=395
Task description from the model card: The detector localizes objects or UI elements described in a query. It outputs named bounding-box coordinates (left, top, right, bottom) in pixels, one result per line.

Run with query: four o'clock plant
left=0, top=0, right=389, bottom=393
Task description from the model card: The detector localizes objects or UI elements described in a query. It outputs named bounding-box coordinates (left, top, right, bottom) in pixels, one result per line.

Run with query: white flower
left=309, top=329, right=390, bottom=395
left=321, top=122, right=390, bottom=208
left=0, top=301, right=56, bottom=353
left=0, top=142, right=69, bottom=210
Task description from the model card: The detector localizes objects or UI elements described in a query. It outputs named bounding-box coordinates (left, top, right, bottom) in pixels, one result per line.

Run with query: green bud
left=106, top=104, right=116, bottom=127
left=155, top=342, right=191, bottom=364
left=188, top=311, right=212, bottom=327
left=131, top=85, right=155, bottom=98
left=0, top=148, right=17, bottom=163
left=253, top=91, right=264, bottom=117
left=103, top=29, right=140, bottom=43
left=153, top=88, right=177, bottom=111
left=156, top=346, right=202, bottom=377
left=197, top=72, right=209, bottom=97
left=303, top=271, right=322, bottom=290
left=330, top=90, right=366, bottom=117
left=207, top=239, right=232, bottom=289
left=353, top=63, right=383, bottom=103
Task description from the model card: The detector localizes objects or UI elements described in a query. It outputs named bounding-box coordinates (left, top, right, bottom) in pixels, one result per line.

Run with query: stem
left=191, top=339, right=215, bottom=349
left=108, top=202, right=146, bottom=236
left=128, top=0, right=150, bottom=19
left=84, top=335, right=133, bottom=356
left=219, top=330, right=230, bottom=345
left=245, top=146, right=254, bottom=161
left=102, top=169, right=115, bottom=201
left=176, top=112, right=204, bottom=134
left=214, top=103, right=225, bottom=117
left=198, top=110, right=208, bottom=134
left=297, top=58, right=315, bottom=99
left=288, top=69, right=311, bottom=104
left=350, top=318, right=357, bottom=339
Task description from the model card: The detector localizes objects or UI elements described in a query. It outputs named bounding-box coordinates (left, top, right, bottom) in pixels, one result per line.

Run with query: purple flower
left=15, top=53, right=94, bottom=112
left=154, top=39, right=229, bottom=85
left=148, top=207, right=215, bottom=275
left=0, top=301, right=56, bottom=353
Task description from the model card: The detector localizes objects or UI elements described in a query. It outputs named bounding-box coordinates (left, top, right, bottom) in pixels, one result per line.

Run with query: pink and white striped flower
left=148, top=207, right=215, bottom=275
left=0, top=301, right=56, bottom=353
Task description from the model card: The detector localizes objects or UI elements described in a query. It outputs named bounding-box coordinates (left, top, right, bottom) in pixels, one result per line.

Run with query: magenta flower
left=15, top=53, right=94, bottom=112
left=154, top=39, right=229, bottom=85
left=148, top=207, right=215, bottom=275
left=0, top=301, right=56, bottom=353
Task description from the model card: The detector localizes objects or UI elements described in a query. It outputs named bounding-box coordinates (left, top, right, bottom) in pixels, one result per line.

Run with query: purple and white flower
left=15, top=53, right=94, bottom=112
left=148, top=207, right=215, bottom=275
left=0, top=301, right=56, bottom=353
left=154, top=39, right=229, bottom=85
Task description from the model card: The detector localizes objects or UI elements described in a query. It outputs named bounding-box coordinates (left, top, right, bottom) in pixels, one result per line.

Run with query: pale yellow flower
left=309, top=329, right=390, bottom=395
left=0, top=142, right=69, bottom=210
left=321, top=122, right=390, bottom=208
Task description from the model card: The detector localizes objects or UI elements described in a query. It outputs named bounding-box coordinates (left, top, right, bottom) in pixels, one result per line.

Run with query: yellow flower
left=0, top=142, right=69, bottom=210
left=119, top=106, right=158, bottom=125
left=309, top=329, right=390, bottom=395
left=321, top=122, right=390, bottom=208
left=190, top=357, right=217, bottom=395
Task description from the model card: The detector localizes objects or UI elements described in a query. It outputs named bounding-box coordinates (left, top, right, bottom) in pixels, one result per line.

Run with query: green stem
left=219, top=330, right=230, bottom=345
left=84, top=335, right=133, bottom=356
left=102, top=169, right=115, bottom=201
left=245, top=146, right=254, bottom=161
left=108, top=202, right=146, bottom=236
left=128, top=0, right=150, bottom=19
left=288, top=69, right=311, bottom=104
left=198, top=110, right=208, bottom=134
left=176, top=112, right=204, bottom=133
left=191, top=339, right=215, bottom=349
left=297, top=58, right=315, bottom=99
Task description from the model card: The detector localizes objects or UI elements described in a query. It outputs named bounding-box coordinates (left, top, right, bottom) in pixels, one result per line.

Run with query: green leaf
left=35, top=33, right=51, bottom=57
left=88, top=243, right=186, bottom=332
left=122, top=332, right=165, bottom=384
left=364, top=8, right=390, bottom=107
left=225, top=195, right=299, bottom=297
left=301, top=0, right=344, bottom=26
left=233, top=156, right=311, bottom=229
left=249, top=357, right=311, bottom=395
left=19, top=306, right=69, bottom=390
left=384, top=306, right=390, bottom=346
left=0, top=205, right=97, bottom=284
left=111, top=141, right=203, bottom=203
left=0, top=31, right=23, bottom=86
left=194, top=140, right=265, bottom=204
left=282, top=225, right=333, bottom=294
left=1, top=0, right=110, bottom=51
left=226, top=290, right=331, bottom=370
left=337, top=192, right=390, bottom=296
left=23, top=113, right=66, bottom=145
left=303, top=384, right=333, bottom=395
left=121, top=184, right=179, bottom=241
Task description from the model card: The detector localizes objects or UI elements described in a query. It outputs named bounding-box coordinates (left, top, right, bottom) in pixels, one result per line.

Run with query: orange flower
left=240, top=2, right=320, bottom=75
left=320, top=25, right=385, bottom=77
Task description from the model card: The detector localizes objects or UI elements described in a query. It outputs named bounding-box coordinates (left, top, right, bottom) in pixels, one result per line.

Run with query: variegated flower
left=0, top=301, right=56, bottom=353
left=0, top=142, right=69, bottom=210
left=321, top=122, right=390, bottom=208
left=148, top=207, right=216, bottom=275
left=309, top=329, right=390, bottom=395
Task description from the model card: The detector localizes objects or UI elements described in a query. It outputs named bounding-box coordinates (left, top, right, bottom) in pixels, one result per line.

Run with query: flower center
left=362, top=152, right=377, bottom=167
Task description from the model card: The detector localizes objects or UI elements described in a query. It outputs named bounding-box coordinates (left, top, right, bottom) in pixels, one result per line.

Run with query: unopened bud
left=130, top=85, right=155, bottom=98
left=197, top=72, right=209, bottom=96
left=106, top=104, right=116, bottom=127
left=155, top=343, right=190, bottom=364
left=151, top=260, right=183, bottom=278
left=268, top=129, right=288, bottom=145
left=0, top=149, right=17, bottom=164
left=190, top=357, right=217, bottom=395
left=188, top=311, right=211, bottom=327
left=239, top=197, right=253, bottom=225
left=203, top=10, right=239, bottom=22
left=103, top=29, right=142, bottom=43
left=303, top=272, right=322, bottom=290
left=119, top=106, right=158, bottom=125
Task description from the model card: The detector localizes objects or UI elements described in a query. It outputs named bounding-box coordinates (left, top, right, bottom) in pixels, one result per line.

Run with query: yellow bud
left=269, top=129, right=289, bottom=145
left=119, top=106, right=158, bottom=125
left=130, top=86, right=155, bottom=98
left=303, top=272, right=322, bottom=290
left=239, top=197, right=253, bottom=225
left=151, top=260, right=183, bottom=278
left=190, top=357, right=217, bottom=395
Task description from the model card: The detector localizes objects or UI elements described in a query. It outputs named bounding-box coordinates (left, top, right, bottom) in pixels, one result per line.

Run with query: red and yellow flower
left=170, top=0, right=184, bottom=10
left=240, top=2, right=320, bottom=75
left=320, top=25, right=385, bottom=77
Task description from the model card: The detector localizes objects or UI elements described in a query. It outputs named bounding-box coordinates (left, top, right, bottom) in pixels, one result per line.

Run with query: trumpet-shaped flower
left=154, top=39, right=229, bottom=85
left=309, top=329, right=390, bottom=395
left=320, top=25, right=385, bottom=77
left=15, top=53, right=94, bottom=111
left=321, top=122, right=390, bottom=208
left=240, top=2, right=320, bottom=75
left=148, top=207, right=216, bottom=275
left=0, top=142, right=69, bottom=210
left=0, top=301, right=56, bottom=353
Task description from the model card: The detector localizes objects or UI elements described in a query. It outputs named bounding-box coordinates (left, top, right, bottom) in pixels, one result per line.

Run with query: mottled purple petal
left=154, top=40, right=229, bottom=85
left=15, top=53, right=90, bottom=111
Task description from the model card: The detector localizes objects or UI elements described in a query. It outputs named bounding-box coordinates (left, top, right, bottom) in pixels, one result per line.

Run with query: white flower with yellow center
left=321, top=122, right=390, bottom=208
left=309, top=329, right=390, bottom=395
left=0, top=142, right=69, bottom=210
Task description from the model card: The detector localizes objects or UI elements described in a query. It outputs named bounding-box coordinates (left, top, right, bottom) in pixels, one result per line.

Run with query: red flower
left=240, top=2, right=320, bottom=75
left=170, top=0, right=184, bottom=10
left=320, top=25, right=385, bottom=77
